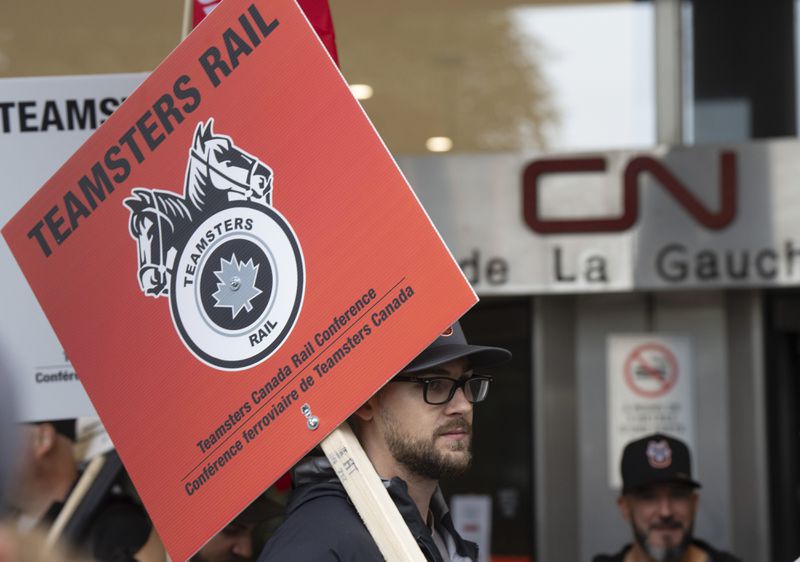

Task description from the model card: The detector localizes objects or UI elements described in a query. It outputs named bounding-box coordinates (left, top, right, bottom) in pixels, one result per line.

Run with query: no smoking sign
left=623, top=343, right=679, bottom=397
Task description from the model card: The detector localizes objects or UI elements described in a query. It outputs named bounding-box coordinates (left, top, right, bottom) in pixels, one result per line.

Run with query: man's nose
left=657, top=495, right=674, bottom=517
left=232, top=536, right=254, bottom=558
left=444, top=386, right=472, bottom=414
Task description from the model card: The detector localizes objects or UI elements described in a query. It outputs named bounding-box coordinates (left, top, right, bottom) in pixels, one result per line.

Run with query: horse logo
left=123, top=119, right=305, bottom=370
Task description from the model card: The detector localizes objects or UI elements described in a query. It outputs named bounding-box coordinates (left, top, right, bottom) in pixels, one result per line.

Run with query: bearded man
left=593, top=433, right=741, bottom=562
left=258, top=321, right=510, bottom=561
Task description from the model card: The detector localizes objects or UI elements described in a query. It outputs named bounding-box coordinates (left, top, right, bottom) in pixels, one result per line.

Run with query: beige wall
left=0, top=1, right=184, bottom=77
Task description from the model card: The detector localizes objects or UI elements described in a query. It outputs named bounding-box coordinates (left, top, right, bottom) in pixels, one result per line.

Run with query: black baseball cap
left=621, top=433, right=701, bottom=494
left=232, top=494, right=283, bottom=524
left=401, top=321, right=512, bottom=373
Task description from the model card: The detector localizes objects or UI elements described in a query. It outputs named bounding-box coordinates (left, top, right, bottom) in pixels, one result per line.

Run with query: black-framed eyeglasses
left=391, top=374, right=494, bottom=405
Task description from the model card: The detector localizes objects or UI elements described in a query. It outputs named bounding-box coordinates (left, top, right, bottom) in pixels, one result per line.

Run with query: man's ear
left=617, top=495, right=632, bottom=523
left=353, top=395, right=379, bottom=422
left=33, top=423, right=56, bottom=457
left=690, top=490, right=700, bottom=514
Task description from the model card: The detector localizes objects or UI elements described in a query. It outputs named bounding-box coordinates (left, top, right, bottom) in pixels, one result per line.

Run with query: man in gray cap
left=259, top=321, right=511, bottom=562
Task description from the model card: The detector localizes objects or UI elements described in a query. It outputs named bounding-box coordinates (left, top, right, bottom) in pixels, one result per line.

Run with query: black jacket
left=592, top=538, right=742, bottom=562
left=39, top=494, right=151, bottom=562
left=258, top=457, right=478, bottom=561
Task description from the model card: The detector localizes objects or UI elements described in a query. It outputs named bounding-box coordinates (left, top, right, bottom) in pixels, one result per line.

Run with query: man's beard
left=380, top=411, right=472, bottom=480
left=632, top=518, right=693, bottom=562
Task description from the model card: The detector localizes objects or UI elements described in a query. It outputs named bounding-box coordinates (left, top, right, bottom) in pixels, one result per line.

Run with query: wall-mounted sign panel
left=606, top=334, right=695, bottom=490
left=398, top=140, right=800, bottom=293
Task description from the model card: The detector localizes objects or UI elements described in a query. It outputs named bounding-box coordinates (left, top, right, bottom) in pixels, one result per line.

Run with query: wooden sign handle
left=320, top=424, right=427, bottom=562
left=181, top=0, right=193, bottom=39
left=44, top=453, right=107, bottom=550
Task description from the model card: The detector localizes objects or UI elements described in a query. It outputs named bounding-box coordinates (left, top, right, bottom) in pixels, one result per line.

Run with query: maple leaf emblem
left=212, top=253, right=263, bottom=318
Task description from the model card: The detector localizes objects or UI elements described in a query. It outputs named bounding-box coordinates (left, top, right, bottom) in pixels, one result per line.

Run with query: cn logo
left=522, top=151, right=737, bottom=234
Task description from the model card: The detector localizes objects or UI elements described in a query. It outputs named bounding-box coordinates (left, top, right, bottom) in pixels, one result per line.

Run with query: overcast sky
left=512, top=3, right=656, bottom=152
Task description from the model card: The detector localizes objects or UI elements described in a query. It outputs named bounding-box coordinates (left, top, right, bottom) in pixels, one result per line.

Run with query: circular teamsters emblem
left=123, top=119, right=305, bottom=370
left=172, top=204, right=303, bottom=369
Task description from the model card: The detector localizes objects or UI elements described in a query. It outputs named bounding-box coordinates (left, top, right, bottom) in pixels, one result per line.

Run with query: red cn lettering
left=522, top=151, right=737, bottom=234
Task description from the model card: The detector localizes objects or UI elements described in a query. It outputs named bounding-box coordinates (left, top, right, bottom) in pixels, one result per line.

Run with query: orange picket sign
left=1, top=1, right=476, bottom=559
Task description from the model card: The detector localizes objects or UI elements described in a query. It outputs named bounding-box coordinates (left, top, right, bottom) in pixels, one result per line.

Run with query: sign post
left=1, top=1, right=476, bottom=558
left=321, top=423, right=426, bottom=561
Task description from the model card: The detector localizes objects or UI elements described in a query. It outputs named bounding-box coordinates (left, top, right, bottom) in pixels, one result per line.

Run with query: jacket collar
left=290, top=457, right=478, bottom=561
